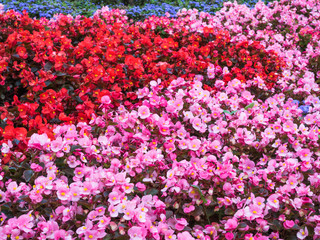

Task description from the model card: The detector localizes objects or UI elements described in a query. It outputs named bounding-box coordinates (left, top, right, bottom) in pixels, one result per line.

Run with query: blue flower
left=299, top=105, right=310, bottom=115
left=292, top=100, right=300, bottom=105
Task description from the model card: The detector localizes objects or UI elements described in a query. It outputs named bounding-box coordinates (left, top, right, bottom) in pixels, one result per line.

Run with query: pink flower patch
left=138, top=105, right=151, bottom=119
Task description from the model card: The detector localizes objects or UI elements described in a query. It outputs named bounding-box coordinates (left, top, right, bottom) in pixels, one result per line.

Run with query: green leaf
left=70, top=145, right=82, bottom=152
left=244, top=102, right=255, bottom=110
left=124, top=128, right=134, bottom=133
left=191, top=185, right=207, bottom=204
left=291, top=224, right=300, bottom=230
left=145, top=188, right=158, bottom=196
left=224, top=208, right=234, bottom=215
left=238, top=222, right=247, bottom=229
left=23, top=170, right=34, bottom=182
left=44, top=62, right=53, bottom=71
left=103, top=235, right=113, bottom=240
left=55, top=72, right=67, bottom=77
left=223, top=110, right=236, bottom=115
left=106, top=121, right=118, bottom=126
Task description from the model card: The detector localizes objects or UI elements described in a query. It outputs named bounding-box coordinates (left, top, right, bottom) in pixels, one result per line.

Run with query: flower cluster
left=1, top=73, right=320, bottom=239
left=0, top=0, right=100, bottom=19
left=0, top=6, right=283, bottom=152
left=0, top=0, right=319, bottom=239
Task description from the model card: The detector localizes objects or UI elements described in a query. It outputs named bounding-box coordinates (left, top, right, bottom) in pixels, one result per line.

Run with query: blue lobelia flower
left=299, top=105, right=310, bottom=115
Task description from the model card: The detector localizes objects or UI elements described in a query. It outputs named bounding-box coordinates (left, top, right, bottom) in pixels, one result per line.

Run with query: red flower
left=3, top=125, right=15, bottom=140
left=15, top=127, right=27, bottom=141
left=2, top=153, right=12, bottom=164
left=16, top=46, right=28, bottom=59
left=106, top=49, right=117, bottom=62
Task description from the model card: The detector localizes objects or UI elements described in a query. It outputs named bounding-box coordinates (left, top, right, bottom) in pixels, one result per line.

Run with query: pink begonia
left=108, top=204, right=119, bottom=218
left=50, top=137, right=64, bottom=152
left=297, top=227, right=308, bottom=239
left=0, top=190, right=5, bottom=202
left=30, top=163, right=43, bottom=172
left=1, top=140, right=12, bottom=154
left=57, top=186, right=70, bottom=201
left=253, top=197, right=265, bottom=209
left=183, top=205, right=195, bottom=213
left=297, top=148, right=312, bottom=161
left=136, top=182, right=146, bottom=191
left=69, top=186, right=81, bottom=202
left=7, top=181, right=20, bottom=194
left=277, top=145, right=288, bottom=157
left=207, top=70, right=215, bottom=79
left=177, top=231, right=195, bottom=240
left=28, top=133, right=50, bottom=150
left=128, top=226, right=147, bottom=240
left=223, top=182, right=234, bottom=195
left=267, top=194, right=280, bottom=210
left=225, top=232, right=234, bottom=240
left=189, top=139, right=201, bottom=151
left=241, top=90, right=254, bottom=102
left=224, top=218, right=238, bottom=230
left=283, top=220, right=295, bottom=229
left=314, top=225, right=320, bottom=236
left=175, top=218, right=188, bottom=231
left=165, top=229, right=176, bottom=240
left=138, top=105, right=151, bottom=119
left=244, top=204, right=263, bottom=220
left=83, top=229, right=99, bottom=240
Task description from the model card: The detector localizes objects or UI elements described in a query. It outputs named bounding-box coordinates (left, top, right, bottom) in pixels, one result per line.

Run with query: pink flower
left=84, top=229, right=99, bottom=240
left=7, top=181, right=20, bottom=194
left=277, top=144, right=288, bottom=157
left=225, top=232, right=234, bottom=240
left=283, top=220, right=295, bottom=229
left=69, top=186, right=81, bottom=202
left=30, top=163, right=43, bottom=172
left=297, top=227, right=308, bottom=239
left=297, top=148, right=312, bottom=161
left=287, top=175, right=298, bottom=189
left=283, top=121, right=296, bottom=133
left=165, top=229, right=176, bottom=240
left=108, top=190, right=122, bottom=205
left=314, top=225, right=320, bottom=236
left=175, top=218, right=188, bottom=231
left=262, top=127, right=275, bottom=139
left=207, top=70, right=215, bottom=79
left=138, top=105, right=151, bottom=119
left=57, top=186, right=70, bottom=201
left=17, top=213, right=34, bottom=233
left=108, top=205, right=119, bottom=218
left=97, top=216, right=110, bottom=229
left=241, top=91, right=254, bottom=102
left=253, top=197, right=265, bottom=209
left=183, top=205, right=195, bottom=213
left=267, top=194, right=280, bottom=210
left=50, top=137, right=64, bottom=152
left=28, top=133, right=50, bottom=150
left=136, top=182, right=146, bottom=192
left=189, top=139, right=201, bottom=151
left=225, top=218, right=238, bottom=230
left=210, top=140, right=222, bottom=151
left=0, top=190, right=6, bottom=202
left=101, top=95, right=111, bottom=104
left=128, top=226, right=147, bottom=240
left=177, top=232, right=195, bottom=240
left=53, top=230, right=69, bottom=240
left=244, top=204, right=263, bottom=220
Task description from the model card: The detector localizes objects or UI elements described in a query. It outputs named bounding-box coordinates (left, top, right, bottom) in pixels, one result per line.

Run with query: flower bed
left=0, top=0, right=320, bottom=239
